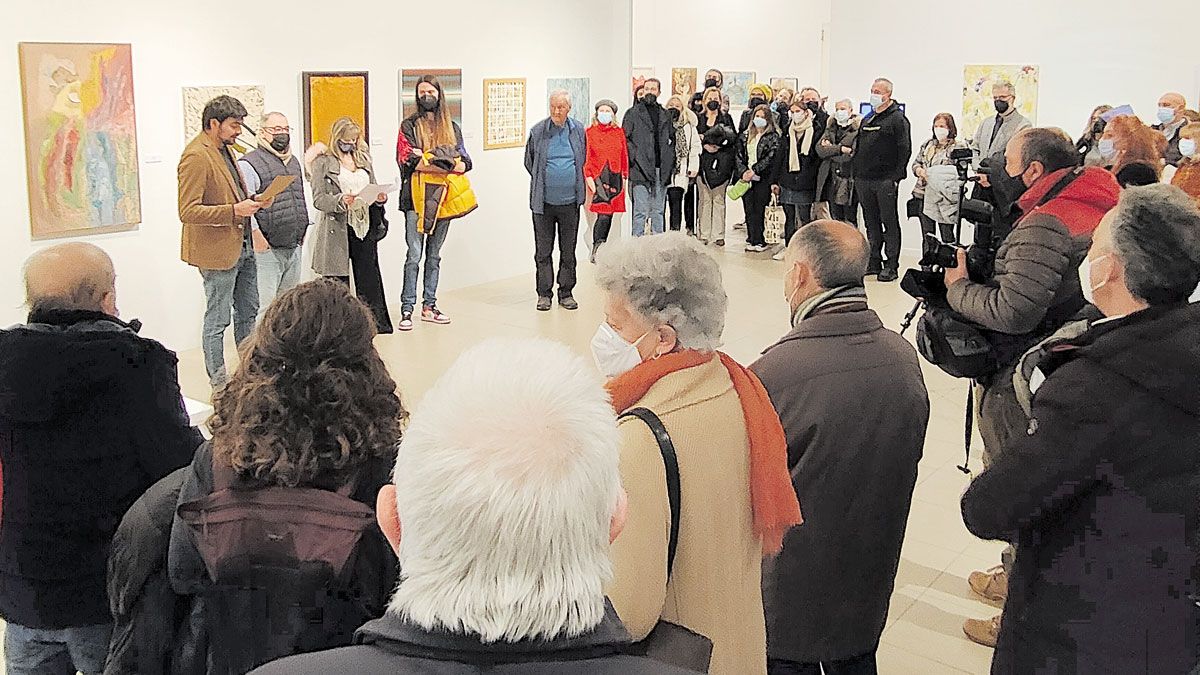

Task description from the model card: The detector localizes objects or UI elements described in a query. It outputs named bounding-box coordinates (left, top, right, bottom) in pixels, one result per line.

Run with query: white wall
left=1, top=0, right=631, bottom=350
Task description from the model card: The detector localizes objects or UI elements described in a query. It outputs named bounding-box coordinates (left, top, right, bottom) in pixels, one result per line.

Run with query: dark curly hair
left=209, top=279, right=407, bottom=487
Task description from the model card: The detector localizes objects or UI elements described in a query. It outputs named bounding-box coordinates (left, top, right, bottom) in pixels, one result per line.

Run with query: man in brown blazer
left=752, top=220, right=929, bottom=675
left=178, top=95, right=268, bottom=388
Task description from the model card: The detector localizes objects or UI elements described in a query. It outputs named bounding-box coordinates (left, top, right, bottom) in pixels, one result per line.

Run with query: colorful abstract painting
left=401, top=69, right=463, bottom=128
left=724, top=71, right=756, bottom=109
left=547, top=77, right=590, bottom=125
left=671, top=68, right=697, bottom=100
left=962, top=64, right=1039, bottom=139
left=302, top=72, right=369, bottom=149
left=19, top=42, right=141, bottom=240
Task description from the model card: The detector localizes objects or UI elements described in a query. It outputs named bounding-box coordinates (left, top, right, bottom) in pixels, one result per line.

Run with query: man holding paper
left=178, top=95, right=273, bottom=389
left=239, top=112, right=310, bottom=320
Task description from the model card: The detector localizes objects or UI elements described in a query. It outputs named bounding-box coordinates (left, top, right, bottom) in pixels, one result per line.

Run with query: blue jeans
left=5, top=622, right=112, bottom=675
left=199, top=238, right=258, bottom=386
left=254, top=245, right=303, bottom=321
left=631, top=177, right=667, bottom=236
left=402, top=210, right=451, bottom=314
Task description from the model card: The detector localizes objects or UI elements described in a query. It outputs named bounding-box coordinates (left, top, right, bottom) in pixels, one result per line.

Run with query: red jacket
left=584, top=123, right=629, bottom=215
left=1016, top=166, right=1120, bottom=238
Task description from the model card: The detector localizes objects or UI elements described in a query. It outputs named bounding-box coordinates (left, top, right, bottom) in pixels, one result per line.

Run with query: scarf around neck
left=788, top=113, right=815, bottom=172
left=606, top=350, right=803, bottom=555
left=791, top=285, right=869, bottom=327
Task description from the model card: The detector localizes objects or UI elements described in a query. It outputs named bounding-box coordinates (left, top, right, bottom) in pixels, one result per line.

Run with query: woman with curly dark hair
left=162, top=279, right=405, bottom=673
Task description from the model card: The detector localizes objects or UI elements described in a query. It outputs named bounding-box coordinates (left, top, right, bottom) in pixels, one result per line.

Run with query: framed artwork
left=632, top=66, right=654, bottom=101
left=400, top=69, right=463, bottom=127
left=483, top=78, right=526, bottom=150
left=302, top=71, right=368, bottom=149
left=724, top=71, right=756, bottom=108
left=19, top=42, right=141, bottom=241
left=671, top=68, right=697, bottom=99
left=182, top=84, right=264, bottom=144
left=770, top=77, right=799, bottom=93
left=547, top=77, right=590, bottom=125
left=962, top=64, right=1039, bottom=139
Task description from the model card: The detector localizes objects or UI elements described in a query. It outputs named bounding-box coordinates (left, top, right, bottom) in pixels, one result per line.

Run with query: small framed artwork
left=770, top=77, right=799, bottom=93
left=483, top=78, right=527, bottom=150
left=671, top=68, right=698, bottom=99
left=302, top=71, right=369, bottom=149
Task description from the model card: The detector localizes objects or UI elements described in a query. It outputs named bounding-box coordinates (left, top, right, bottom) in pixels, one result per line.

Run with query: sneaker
left=877, top=268, right=899, bottom=282
left=536, top=297, right=552, bottom=312
left=968, top=565, right=1009, bottom=603
left=559, top=296, right=579, bottom=311
left=963, top=614, right=1001, bottom=648
left=421, top=306, right=451, bottom=325
left=745, top=243, right=766, bottom=253
left=772, top=249, right=786, bottom=261
left=714, top=239, right=725, bottom=247
left=398, top=312, right=414, bottom=332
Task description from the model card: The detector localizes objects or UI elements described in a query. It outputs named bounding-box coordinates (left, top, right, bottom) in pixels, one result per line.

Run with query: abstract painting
left=302, top=71, right=369, bottom=149
left=19, top=42, right=141, bottom=240
left=547, top=77, right=590, bottom=125
left=182, top=84, right=264, bottom=142
left=962, top=64, right=1039, bottom=139
left=401, top=69, right=463, bottom=128
left=671, top=68, right=697, bottom=99
left=724, top=71, right=756, bottom=109
left=770, top=77, right=799, bottom=94
left=483, top=78, right=526, bottom=150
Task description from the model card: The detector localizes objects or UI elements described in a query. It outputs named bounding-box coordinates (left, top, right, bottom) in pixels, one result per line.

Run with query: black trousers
left=768, top=650, right=878, bottom=675
left=533, top=203, right=580, bottom=299
left=684, top=182, right=697, bottom=232
left=829, top=200, right=858, bottom=225
left=332, top=230, right=392, bottom=332
left=783, top=202, right=815, bottom=245
left=667, top=186, right=685, bottom=231
left=744, top=181, right=772, bottom=246
left=918, top=212, right=957, bottom=262
left=593, top=213, right=614, bottom=249
left=858, top=178, right=902, bottom=272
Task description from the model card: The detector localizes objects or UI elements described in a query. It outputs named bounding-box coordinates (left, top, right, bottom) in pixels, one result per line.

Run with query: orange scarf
left=606, top=350, right=802, bottom=555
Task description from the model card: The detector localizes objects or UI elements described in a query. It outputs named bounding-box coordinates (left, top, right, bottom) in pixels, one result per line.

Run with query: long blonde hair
left=414, top=75, right=457, bottom=150
left=324, top=117, right=371, bottom=169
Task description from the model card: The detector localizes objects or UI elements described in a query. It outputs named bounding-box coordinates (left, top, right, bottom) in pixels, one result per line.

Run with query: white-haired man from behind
left=250, top=338, right=702, bottom=674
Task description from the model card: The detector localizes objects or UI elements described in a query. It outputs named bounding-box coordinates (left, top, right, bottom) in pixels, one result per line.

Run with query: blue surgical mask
left=835, top=109, right=851, bottom=125
left=1098, top=138, right=1117, bottom=159
left=1181, top=138, right=1197, bottom=158
left=753, top=117, right=768, bottom=129
left=870, top=94, right=885, bottom=109
left=597, top=111, right=614, bottom=125
left=1157, top=106, right=1176, bottom=124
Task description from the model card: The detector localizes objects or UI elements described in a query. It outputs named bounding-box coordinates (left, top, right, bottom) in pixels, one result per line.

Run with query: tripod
left=899, top=163, right=974, bottom=336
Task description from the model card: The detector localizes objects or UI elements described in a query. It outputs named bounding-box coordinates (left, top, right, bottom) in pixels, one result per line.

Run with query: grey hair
left=260, top=111, right=287, bottom=126
left=873, top=78, right=894, bottom=94
left=787, top=222, right=869, bottom=288
left=595, top=232, right=727, bottom=351
left=835, top=98, right=853, bottom=108
left=1107, top=184, right=1200, bottom=305
left=549, top=89, right=571, bottom=106
left=992, top=81, right=1016, bottom=96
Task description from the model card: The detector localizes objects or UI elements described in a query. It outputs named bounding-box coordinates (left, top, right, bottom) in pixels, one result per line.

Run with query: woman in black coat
left=735, top=104, right=780, bottom=252
left=772, top=101, right=826, bottom=251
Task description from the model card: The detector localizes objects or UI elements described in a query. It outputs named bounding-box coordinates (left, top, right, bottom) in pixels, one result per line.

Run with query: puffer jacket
left=411, top=149, right=478, bottom=234
left=735, top=130, right=780, bottom=181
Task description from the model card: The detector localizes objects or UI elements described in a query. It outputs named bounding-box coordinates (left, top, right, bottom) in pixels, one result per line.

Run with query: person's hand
left=703, top=143, right=719, bottom=153
left=915, top=168, right=927, bottom=180
left=841, top=146, right=852, bottom=155
left=943, top=248, right=969, bottom=286
left=375, top=193, right=388, bottom=204
left=688, top=170, right=698, bottom=179
left=771, top=184, right=781, bottom=196
left=453, top=159, right=467, bottom=173
left=978, top=174, right=990, bottom=188
left=410, top=148, right=423, bottom=158
left=234, top=199, right=261, bottom=218
left=253, top=194, right=276, bottom=209
left=586, top=176, right=597, bottom=192
left=742, top=170, right=755, bottom=182
left=341, top=194, right=356, bottom=207
left=820, top=139, right=833, bottom=148
left=251, top=229, right=270, bottom=253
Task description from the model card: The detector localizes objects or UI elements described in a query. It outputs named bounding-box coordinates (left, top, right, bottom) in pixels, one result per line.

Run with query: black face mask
left=706, top=100, right=721, bottom=111
left=418, top=95, right=439, bottom=112
left=704, top=78, right=719, bottom=89
left=805, top=101, right=820, bottom=113
left=337, top=141, right=356, bottom=155
left=642, top=93, right=658, bottom=106
left=269, top=133, right=290, bottom=153
left=749, top=97, right=766, bottom=108
left=991, top=162, right=1029, bottom=203
left=667, top=108, right=681, bottom=122
left=994, top=99, right=1011, bottom=114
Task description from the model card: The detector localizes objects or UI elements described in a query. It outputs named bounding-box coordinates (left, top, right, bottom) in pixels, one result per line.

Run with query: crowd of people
left=0, top=69, right=1198, bottom=675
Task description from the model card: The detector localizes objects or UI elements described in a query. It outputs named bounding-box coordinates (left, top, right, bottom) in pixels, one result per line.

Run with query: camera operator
left=1076, top=105, right=1113, bottom=167
left=943, top=127, right=1120, bottom=648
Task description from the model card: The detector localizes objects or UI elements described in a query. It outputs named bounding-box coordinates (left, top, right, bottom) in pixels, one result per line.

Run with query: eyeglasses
left=263, top=126, right=290, bottom=134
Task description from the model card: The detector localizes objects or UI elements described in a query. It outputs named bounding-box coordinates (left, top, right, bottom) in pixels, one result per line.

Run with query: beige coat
left=607, top=357, right=765, bottom=675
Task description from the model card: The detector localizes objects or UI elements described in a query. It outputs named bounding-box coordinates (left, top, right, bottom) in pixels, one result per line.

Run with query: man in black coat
left=0, top=243, right=202, bottom=674
left=622, top=78, right=676, bottom=237
left=753, top=221, right=929, bottom=675
left=853, top=77, right=912, bottom=282
left=962, top=184, right=1200, bottom=674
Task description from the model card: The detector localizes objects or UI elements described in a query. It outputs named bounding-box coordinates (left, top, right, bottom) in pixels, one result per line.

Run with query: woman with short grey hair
left=594, top=232, right=801, bottom=675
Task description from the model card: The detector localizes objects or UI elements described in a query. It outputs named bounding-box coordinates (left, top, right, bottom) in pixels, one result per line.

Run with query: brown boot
left=963, top=614, right=1001, bottom=648
left=968, top=565, right=1008, bottom=604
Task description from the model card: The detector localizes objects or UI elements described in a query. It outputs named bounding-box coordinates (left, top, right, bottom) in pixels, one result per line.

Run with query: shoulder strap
left=619, top=408, right=681, bottom=580
left=1033, top=167, right=1084, bottom=210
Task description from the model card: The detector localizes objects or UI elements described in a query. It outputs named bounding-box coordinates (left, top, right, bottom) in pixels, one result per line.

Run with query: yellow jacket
left=411, top=155, right=478, bottom=233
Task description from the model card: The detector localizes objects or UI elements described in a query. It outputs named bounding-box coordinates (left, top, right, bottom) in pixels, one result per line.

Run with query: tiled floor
left=163, top=226, right=1003, bottom=674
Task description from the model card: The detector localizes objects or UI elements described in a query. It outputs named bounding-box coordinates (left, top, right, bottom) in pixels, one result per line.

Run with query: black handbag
left=368, top=203, right=389, bottom=242
left=617, top=408, right=713, bottom=674
left=593, top=163, right=624, bottom=205
left=906, top=195, right=924, bottom=219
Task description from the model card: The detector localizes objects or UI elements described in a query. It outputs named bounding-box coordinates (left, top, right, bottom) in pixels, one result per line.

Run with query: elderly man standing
left=0, top=244, right=202, bottom=675
left=250, top=338, right=697, bottom=675
left=752, top=221, right=929, bottom=675
left=238, top=111, right=309, bottom=319
left=971, top=81, right=1032, bottom=177
left=962, top=183, right=1200, bottom=674
left=525, top=90, right=587, bottom=311
left=1154, top=92, right=1189, bottom=167
left=853, top=78, right=911, bottom=282
left=178, top=95, right=269, bottom=388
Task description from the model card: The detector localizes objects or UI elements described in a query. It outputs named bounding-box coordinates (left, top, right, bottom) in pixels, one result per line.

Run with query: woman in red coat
left=584, top=98, right=629, bottom=260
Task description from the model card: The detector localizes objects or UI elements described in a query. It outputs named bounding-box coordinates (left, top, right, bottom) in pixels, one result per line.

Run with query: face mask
left=1158, top=106, right=1176, bottom=124
left=642, top=93, right=658, bottom=106
left=704, top=78, right=719, bottom=89
left=706, top=100, right=720, bottom=111
left=835, top=109, right=851, bottom=125
left=1098, top=138, right=1117, bottom=159
left=1180, top=139, right=1197, bottom=158
left=805, top=100, right=820, bottom=112
left=269, top=133, right=290, bottom=153
left=418, top=95, right=439, bottom=112
left=993, top=162, right=1031, bottom=203
left=753, top=117, right=768, bottom=129
left=1078, top=255, right=1109, bottom=305
left=770, top=101, right=780, bottom=112
left=667, top=108, right=681, bottom=122
left=597, top=110, right=614, bottom=125
left=994, top=99, right=1011, bottom=114
left=934, top=127, right=950, bottom=142
left=337, top=141, right=356, bottom=154
left=591, top=323, right=651, bottom=379
left=870, top=94, right=885, bottom=109
left=750, top=96, right=766, bottom=108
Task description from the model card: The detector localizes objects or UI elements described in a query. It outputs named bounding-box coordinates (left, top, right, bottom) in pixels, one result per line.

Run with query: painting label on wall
left=962, top=64, right=1039, bottom=139
left=183, top=85, right=264, bottom=142
left=19, top=42, right=141, bottom=240
left=483, top=78, right=527, bottom=150
left=302, top=72, right=369, bottom=149
left=547, top=77, right=590, bottom=125
left=671, top=68, right=697, bottom=99
left=401, top=69, right=463, bottom=128
left=724, top=71, right=756, bottom=109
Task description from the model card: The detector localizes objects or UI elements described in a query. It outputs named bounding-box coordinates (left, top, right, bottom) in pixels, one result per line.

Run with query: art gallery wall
left=1, top=0, right=632, bottom=351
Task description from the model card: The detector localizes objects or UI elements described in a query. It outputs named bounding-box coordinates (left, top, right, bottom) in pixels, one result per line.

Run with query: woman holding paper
left=309, top=117, right=393, bottom=333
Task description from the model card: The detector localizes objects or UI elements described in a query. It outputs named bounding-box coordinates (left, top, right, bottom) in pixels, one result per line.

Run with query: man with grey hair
left=971, top=81, right=1032, bottom=175
left=752, top=221, right=929, bottom=675
left=853, top=77, right=912, bottom=282
left=251, top=338, right=697, bottom=674
left=525, top=90, right=587, bottom=311
left=239, top=111, right=310, bottom=319
left=961, top=183, right=1200, bottom=674
left=0, top=243, right=201, bottom=675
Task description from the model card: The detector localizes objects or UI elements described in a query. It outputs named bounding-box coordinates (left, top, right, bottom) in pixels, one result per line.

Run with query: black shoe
left=537, top=297, right=552, bottom=311
left=878, top=268, right=899, bottom=282
left=559, top=296, right=579, bottom=311
left=865, top=267, right=882, bottom=278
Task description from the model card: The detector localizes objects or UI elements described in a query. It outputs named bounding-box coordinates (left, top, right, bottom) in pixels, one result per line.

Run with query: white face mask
left=835, top=109, right=851, bottom=125
left=934, top=126, right=950, bottom=141
left=591, top=323, right=652, bottom=379
left=753, top=117, right=768, bottom=129
left=1098, top=139, right=1117, bottom=159
left=1078, top=254, right=1109, bottom=305
left=597, top=111, right=614, bottom=125
left=1181, top=139, right=1198, bottom=158
left=870, top=93, right=885, bottom=110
